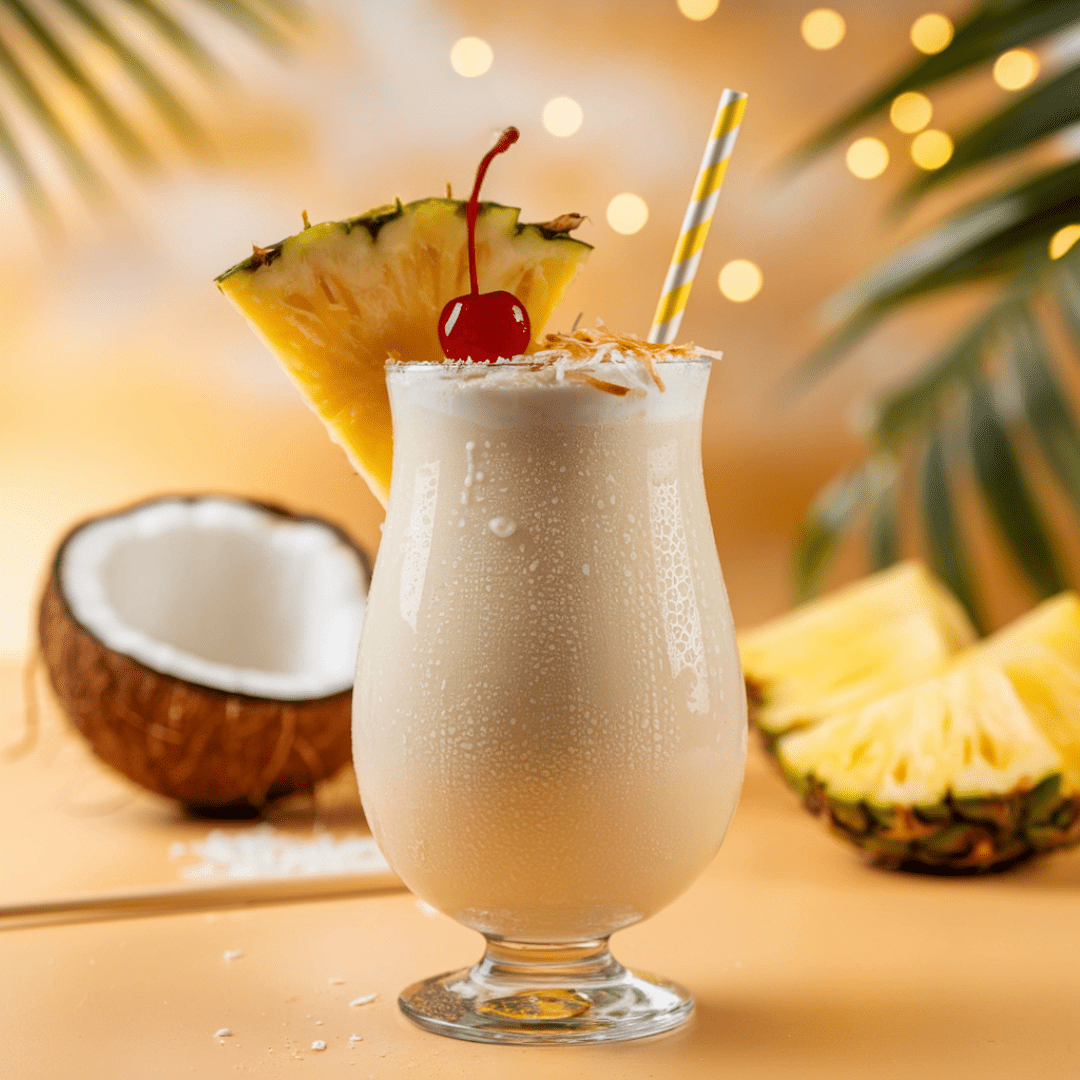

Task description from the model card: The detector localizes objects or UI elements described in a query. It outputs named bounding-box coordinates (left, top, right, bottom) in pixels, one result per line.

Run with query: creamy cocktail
left=354, top=336, right=747, bottom=1040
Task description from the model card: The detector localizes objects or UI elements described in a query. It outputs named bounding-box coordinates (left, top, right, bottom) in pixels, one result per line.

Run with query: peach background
left=3, top=0, right=1048, bottom=662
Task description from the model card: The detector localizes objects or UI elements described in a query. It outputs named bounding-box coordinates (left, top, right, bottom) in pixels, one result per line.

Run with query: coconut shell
left=38, top=497, right=368, bottom=813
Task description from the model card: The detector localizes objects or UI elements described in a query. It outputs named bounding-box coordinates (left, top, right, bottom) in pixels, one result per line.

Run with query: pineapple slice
left=965, top=592, right=1080, bottom=668
left=217, top=199, right=590, bottom=506
left=777, top=663, right=1080, bottom=871
left=738, top=562, right=976, bottom=748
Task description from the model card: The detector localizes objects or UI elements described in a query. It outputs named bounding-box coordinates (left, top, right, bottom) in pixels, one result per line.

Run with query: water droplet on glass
left=488, top=517, right=517, bottom=538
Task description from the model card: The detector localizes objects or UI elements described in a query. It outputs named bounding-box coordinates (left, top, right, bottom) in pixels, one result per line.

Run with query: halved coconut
left=38, top=495, right=369, bottom=815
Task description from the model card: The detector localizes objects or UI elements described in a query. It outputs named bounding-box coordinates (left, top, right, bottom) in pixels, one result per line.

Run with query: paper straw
left=648, top=89, right=748, bottom=344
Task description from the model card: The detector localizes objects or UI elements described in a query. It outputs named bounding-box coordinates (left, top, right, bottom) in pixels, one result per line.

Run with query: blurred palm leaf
left=791, top=0, right=1080, bottom=625
left=0, top=0, right=301, bottom=226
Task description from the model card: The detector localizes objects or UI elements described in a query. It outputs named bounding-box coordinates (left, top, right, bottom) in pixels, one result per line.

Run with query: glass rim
left=384, top=355, right=716, bottom=374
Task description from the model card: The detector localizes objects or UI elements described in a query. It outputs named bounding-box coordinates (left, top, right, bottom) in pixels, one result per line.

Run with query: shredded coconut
left=215, top=1028, right=232, bottom=1038
left=311, top=1040, right=327, bottom=1051
left=349, top=994, right=377, bottom=1007
left=170, top=824, right=390, bottom=879
left=223, top=949, right=244, bottom=961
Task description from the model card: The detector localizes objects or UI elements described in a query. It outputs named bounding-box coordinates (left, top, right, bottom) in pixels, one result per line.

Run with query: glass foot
left=399, top=937, right=693, bottom=1045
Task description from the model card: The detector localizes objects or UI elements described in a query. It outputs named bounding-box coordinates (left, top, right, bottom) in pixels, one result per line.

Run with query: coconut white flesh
left=778, top=664, right=1062, bottom=806
left=60, top=498, right=366, bottom=700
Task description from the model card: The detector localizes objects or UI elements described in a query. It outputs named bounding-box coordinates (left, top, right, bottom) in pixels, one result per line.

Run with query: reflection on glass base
left=398, top=936, right=693, bottom=1045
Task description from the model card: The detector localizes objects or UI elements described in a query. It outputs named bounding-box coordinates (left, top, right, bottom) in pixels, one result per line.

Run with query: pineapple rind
left=778, top=663, right=1080, bottom=871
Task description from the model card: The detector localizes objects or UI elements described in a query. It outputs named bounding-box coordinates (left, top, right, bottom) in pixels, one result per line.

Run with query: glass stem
left=471, top=936, right=625, bottom=992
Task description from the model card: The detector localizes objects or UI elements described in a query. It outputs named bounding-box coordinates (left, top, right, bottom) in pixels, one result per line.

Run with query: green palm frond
left=787, top=0, right=1080, bottom=166
left=791, top=0, right=1080, bottom=622
left=0, top=0, right=302, bottom=226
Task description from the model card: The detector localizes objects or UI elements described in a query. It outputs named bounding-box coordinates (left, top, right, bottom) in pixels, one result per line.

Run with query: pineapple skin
left=790, top=770, right=1080, bottom=873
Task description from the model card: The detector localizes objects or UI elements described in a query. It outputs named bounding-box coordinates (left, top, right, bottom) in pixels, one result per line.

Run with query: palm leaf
left=56, top=0, right=206, bottom=150
left=964, top=375, right=1066, bottom=597
left=1007, top=308, right=1080, bottom=515
left=788, top=0, right=1080, bottom=165
left=1056, top=259, right=1080, bottom=357
left=896, top=62, right=1080, bottom=209
left=0, top=0, right=300, bottom=221
left=920, top=432, right=983, bottom=630
left=867, top=467, right=901, bottom=571
left=871, top=303, right=1000, bottom=450
left=6, top=0, right=153, bottom=168
left=793, top=463, right=874, bottom=601
left=793, top=158, right=1080, bottom=390
left=0, top=30, right=106, bottom=200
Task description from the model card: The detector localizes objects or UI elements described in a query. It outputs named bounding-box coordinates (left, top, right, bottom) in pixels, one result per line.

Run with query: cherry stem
left=465, top=127, right=520, bottom=297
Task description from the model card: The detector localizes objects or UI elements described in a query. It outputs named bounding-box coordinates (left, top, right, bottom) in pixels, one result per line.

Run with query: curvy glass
left=354, top=358, right=747, bottom=1044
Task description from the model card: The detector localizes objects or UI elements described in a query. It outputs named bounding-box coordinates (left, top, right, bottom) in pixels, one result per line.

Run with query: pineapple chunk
left=217, top=199, right=590, bottom=506
left=777, top=663, right=1079, bottom=871
left=739, top=561, right=976, bottom=747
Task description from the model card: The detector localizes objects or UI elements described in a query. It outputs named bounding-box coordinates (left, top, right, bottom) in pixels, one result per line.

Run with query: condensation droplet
left=488, top=517, right=517, bottom=538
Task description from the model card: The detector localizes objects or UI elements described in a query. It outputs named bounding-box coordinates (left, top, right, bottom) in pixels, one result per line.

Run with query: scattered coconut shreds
left=349, top=1034, right=363, bottom=1043
left=349, top=994, right=377, bottom=1008
left=171, top=824, right=390, bottom=880
left=223, top=949, right=244, bottom=961
left=215, top=1028, right=232, bottom=1038
left=311, top=1040, right=327, bottom=1052
left=533, top=324, right=720, bottom=393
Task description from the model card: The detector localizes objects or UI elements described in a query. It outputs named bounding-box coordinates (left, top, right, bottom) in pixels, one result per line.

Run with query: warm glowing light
left=609, top=195, right=648, bottom=235
left=890, top=92, right=933, bottom=133
left=910, top=13, right=953, bottom=54
left=450, top=37, right=493, bottom=78
left=718, top=260, right=762, bottom=302
left=801, top=8, right=846, bottom=50
left=677, top=0, right=719, bottom=19
left=993, top=48, right=1039, bottom=91
left=606, top=193, right=649, bottom=235
left=911, top=129, right=953, bottom=170
left=1050, top=224, right=1080, bottom=261
left=846, top=137, right=889, bottom=179
left=542, top=97, right=583, bottom=137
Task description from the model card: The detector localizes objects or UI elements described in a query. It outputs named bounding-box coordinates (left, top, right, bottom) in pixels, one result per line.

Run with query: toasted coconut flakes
left=532, top=323, right=718, bottom=392
left=564, top=371, right=637, bottom=397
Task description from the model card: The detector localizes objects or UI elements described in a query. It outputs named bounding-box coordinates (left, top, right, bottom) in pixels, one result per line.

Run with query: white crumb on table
left=215, top=1028, right=232, bottom=1038
left=349, top=1034, right=363, bottom=1043
left=223, top=949, right=244, bottom=961
left=170, top=824, right=390, bottom=880
left=349, top=994, right=377, bottom=1007
left=311, top=1040, right=327, bottom=1051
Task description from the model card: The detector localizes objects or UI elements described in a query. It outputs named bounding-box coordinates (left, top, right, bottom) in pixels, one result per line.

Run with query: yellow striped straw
left=648, top=88, right=748, bottom=344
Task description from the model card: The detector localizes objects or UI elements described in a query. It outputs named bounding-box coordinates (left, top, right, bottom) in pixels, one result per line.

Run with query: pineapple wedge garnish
left=217, top=199, right=590, bottom=506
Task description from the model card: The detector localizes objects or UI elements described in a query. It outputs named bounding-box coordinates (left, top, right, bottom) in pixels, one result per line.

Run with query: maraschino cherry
left=439, top=127, right=531, bottom=363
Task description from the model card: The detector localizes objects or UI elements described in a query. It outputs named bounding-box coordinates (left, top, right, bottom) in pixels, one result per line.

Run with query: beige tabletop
left=3, top=660, right=1079, bottom=1080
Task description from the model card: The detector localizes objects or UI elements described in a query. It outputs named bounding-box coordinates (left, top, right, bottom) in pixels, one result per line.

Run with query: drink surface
left=354, top=356, right=747, bottom=943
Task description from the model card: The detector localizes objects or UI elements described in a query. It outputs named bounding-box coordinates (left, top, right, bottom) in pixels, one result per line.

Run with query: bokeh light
left=890, top=92, right=933, bottom=133
left=801, top=9, right=846, bottom=50
left=542, top=97, right=584, bottom=137
left=993, top=48, right=1039, bottom=91
left=606, top=194, right=649, bottom=235
left=1050, top=224, right=1080, bottom=261
left=910, top=129, right=953, bottom=170
left=718, top=260, right=763, bottom=302
left=910, top=13, right=953, bottom=54
left=677, top=0, right=720, bottom=19
left=846, top=137, right=889, bottom=179
left=450, top=37, right=493, bottom=78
